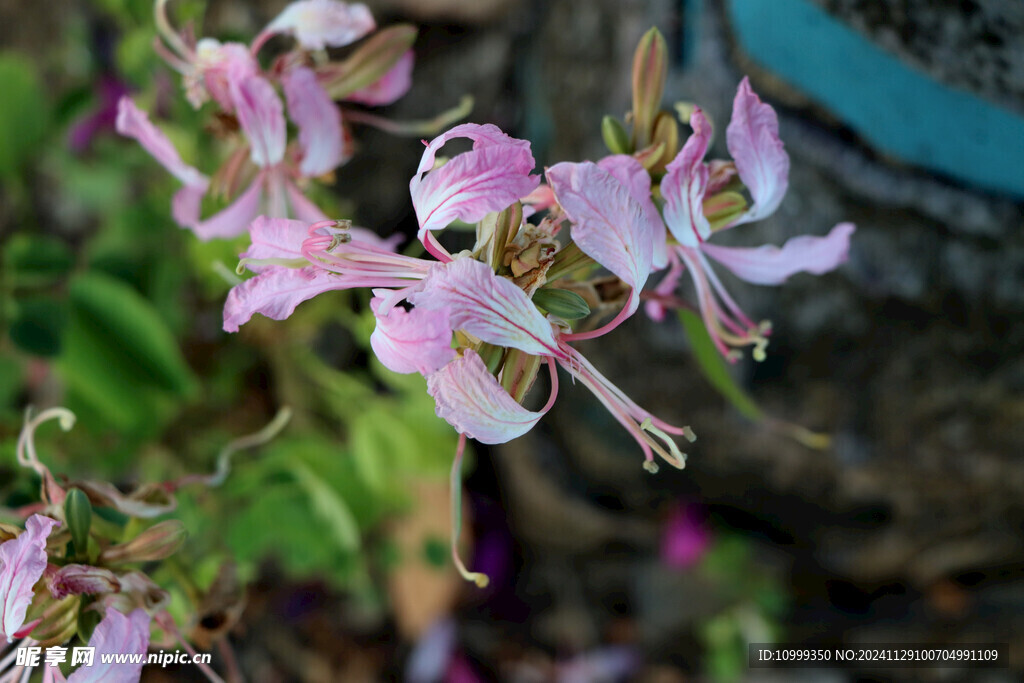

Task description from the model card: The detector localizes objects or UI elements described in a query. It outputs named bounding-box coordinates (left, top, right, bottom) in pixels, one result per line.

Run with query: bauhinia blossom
left=648, top=78, right=855, bottom=361
left=118, top=0, right=416, bottom=240
left=225, top=123, right=696, bottom=586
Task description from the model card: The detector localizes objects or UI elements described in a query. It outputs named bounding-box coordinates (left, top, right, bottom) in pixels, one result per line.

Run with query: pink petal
left=192, top=39, right=260, bottom=111
left=283, top=66, right=347, bottom=177
left=223, top=266, right=346, bottom=331
left=597, top=154, right=667, bottom=270
left=190, top=176, right=263, bottom=241
left=115, top=98, right=209, bottom=191
left=700, top=222, right=855, bottom=285
left=409, top=258, right=560, bottom=356
left=240, top=216, right=311, bottom=270
left=411, top=125, right=538, bottom=239
left=414, top=123, right=532, bottom=177
left=285, top=180, right=329, bottom=224
left=546, top=161, right=652, bottom=313
left=0, top=515, right=59, bottom=642
left=262, top=0, right=375, bottom=50
left=230, top=75, right=286, bottom=168
left=426, top=350, right=546, bottom=444
left=171, top=183, right=205, bottom=228
left=726, top=77, right=790, bottom=224
left=662, top=107, right=712, bottom=247
left=370, top=298, right=455, bottom=375
left=67, top=607, right=150, bottom=683
left=345, top=50, right=414, bottom=106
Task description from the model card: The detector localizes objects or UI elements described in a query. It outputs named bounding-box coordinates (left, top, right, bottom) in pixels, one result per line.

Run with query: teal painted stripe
left=727, top=0, right=1024, bottom=198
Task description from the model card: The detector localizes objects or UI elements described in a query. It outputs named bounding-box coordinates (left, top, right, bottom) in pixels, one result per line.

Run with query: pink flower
left=651, top=78, right=855, bottom=361
left=0, top=514, right=59, bottom=642
left=121, top=0, right=406, bottom=241
left=225, top=123, right=696, bottom=589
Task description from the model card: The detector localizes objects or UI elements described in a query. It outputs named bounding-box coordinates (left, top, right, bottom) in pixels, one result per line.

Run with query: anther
left=643, top=460, right=660, bottom=474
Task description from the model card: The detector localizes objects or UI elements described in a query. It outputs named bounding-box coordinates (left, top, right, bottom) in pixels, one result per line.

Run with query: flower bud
left=50, top=564, right=121, bottom=600
left=703, top=191, right=748, bottom=231
left=64, top=487, right=92, bottom=557
left=649, top=111, right=680, bottom=175
left=532, top=287, right=591, bottom=321
left=601, top=115, right=632, bottom=155
left=23, top=594, right=80, bottom=647
left=99, top=520, right=187, bottom=565
left=631, top=27, right=668, bottom=148
left=634, top=141, right=666, bottom=172
left=321, top=24, right=418, bottom=100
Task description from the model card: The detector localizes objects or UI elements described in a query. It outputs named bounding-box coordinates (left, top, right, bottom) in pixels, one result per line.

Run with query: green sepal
left=533, top=288, right=591, bottom=320
left=601, top=115, right=632, bottom=155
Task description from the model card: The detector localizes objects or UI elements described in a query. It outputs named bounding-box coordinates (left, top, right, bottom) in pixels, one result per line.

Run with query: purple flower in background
left=68, top=76, right=130, bottom=153
left=661, top=504, right=711, bottom=569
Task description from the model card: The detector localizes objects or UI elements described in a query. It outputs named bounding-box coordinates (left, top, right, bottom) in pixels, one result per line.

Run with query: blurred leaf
left=67, top=272, right=197, bottom=397
left=350, top=403, right=419, bottom=492
left=0, top=355, right=23, bottom=409
left=225, top=487, right=342, bottom=575
left=116, top=27, right=160, bottom=85
left=4, top=234, right=74, bottom=286
left=10, top=297, right=68, bottom=357
left=0, top=54, right=49, bottom=177
left=289, top=459, right=360, bottom=551
left=678, top=309, right=763, bottom=421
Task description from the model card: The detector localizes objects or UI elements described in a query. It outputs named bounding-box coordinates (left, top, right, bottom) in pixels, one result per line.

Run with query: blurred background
left=1, top=0, right=1022, bottom=680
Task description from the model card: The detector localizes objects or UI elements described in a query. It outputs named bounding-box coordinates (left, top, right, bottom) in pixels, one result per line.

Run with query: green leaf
left=678, top=309, right=762, bottom=421
left=0, top=54, right=49, bottom=177
left=9, top=297, right=67, bottom=357
left=67, top=272, right=197, bottom=397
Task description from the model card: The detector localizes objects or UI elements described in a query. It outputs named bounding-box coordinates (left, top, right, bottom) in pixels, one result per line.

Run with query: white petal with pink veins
left=410, top=258, right=560, bottom=357
left=726, top=77, right=790, bottom=225
left=427, top=350, right=546, bottom=444
left=661, top=107, right=712, bottom=247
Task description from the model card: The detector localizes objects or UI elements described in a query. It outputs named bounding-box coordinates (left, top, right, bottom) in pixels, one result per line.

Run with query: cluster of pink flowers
left=118, top=0, right=414, bottom=240
left=116, top=5, right=854, bottom=587
left=223, top=79, right=853, bottom=465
